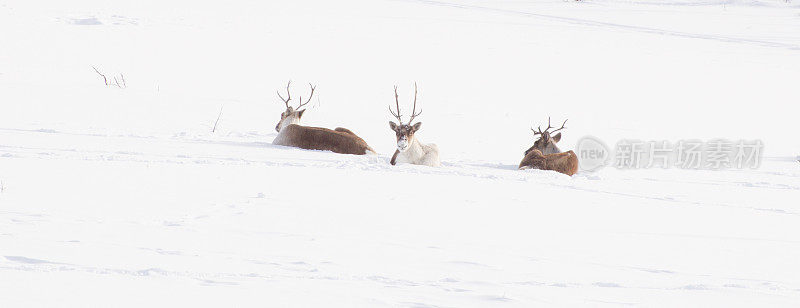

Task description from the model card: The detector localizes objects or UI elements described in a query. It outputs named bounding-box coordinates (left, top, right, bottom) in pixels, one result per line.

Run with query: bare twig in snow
left=92, top=66, right=126, bottom=88
left=92, top=66, right=108, bottom=85
left=212, top=105, right=224, bottom=133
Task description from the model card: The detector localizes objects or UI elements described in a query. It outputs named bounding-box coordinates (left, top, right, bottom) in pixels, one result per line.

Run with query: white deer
left=388, top=83, right=440, bottom=167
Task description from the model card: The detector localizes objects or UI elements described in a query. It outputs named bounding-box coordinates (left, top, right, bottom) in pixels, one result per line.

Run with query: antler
left=277, top=80, right=292, bottom=108
left=390, top=83, right=422, bottom=125
left=390, top=85, right=403, bottom=123
left=531, top=117, right=568, bottom=135
left=297, top=83, right=316, bottom=110
left=407, top=82, right=421, bottom=125
left=550, top=118, right=568, bottom=134
left=277, top=81, right=316, bottom=110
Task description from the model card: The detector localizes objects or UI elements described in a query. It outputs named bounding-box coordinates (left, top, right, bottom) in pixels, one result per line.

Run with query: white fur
left=273, top=113, right=301, bottom=146
left=272, top=126, right=291, bottom=146
left=278, top=115, right=300, bottom=132
left=396, top=137, right=440, bottom=167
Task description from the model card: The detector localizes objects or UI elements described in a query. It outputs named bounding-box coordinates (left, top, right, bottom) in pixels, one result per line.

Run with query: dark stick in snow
left=91, top=66, right=108, bottom=85
left=212, top=106, right=223, bottom=133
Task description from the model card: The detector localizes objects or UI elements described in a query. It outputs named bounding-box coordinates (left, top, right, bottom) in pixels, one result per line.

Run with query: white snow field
left=2, top=0, right=800, bottom=306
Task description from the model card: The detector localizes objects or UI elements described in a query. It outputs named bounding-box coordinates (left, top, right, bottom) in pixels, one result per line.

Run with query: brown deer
left=388, top=83, right=440, bottom=167
left=519, top=117, right=578, bottom=176
left=273, top=81, right=375, bottom=155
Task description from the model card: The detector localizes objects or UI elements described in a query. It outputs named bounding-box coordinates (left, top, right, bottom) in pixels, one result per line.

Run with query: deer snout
left=397, top=137, right=409, bottom=151
left=275, top=122, right=281, bottom=133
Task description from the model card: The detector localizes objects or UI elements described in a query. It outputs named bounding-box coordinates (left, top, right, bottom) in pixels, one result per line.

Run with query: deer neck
left=544, top=145, right=562, bottom=155
left=401, top=137, right=425, bottom=159
left=278, top=117, right=301, bottom=134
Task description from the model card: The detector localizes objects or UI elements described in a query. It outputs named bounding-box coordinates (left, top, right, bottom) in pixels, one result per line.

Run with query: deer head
left=275, top=81, right=316, bottom=132
left=389, top=83, right=423, bottom=152
left=527, top=117, right=568, bottom=155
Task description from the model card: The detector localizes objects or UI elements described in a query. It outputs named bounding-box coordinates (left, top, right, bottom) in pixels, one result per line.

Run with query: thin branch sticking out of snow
left=212, top=106, right=223, bottom=133
left=91, top=66, right=108, bottom=86
left=91, top=66, right=126, bottom=88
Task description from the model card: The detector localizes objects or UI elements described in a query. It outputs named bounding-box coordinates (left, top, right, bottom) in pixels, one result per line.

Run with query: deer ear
left=297, top=109, right=306, bottom=119
left=411, top=122, right=422, bottom=132
left=552, top=132, right=562, bottom=143
left=389, top=121, right=398, bottom=131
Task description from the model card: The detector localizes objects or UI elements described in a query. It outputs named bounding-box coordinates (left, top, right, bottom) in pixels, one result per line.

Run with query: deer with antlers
left=388, top=83, right=440, bottom=167
left=519, top=117, right=579, bottom=176
left=273, top=81, right=375, bottom=155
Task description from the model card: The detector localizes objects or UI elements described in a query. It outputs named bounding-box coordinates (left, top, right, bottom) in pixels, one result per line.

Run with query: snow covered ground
left=2, top=0, right=800, bottom=306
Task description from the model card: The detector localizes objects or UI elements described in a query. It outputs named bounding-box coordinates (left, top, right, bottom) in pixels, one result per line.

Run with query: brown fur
left=334, top=127, right=357, bottom=135
left=390, top=149, right=400, bottom=165
left=276, top=124, right=374, bottom=155
left=519, top=149, right=579, bottom=176
left=524, top=132, right=562, bottom=156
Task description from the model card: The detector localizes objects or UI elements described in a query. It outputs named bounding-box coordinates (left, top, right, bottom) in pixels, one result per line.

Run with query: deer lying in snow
left=519, top=117, right=578, bottom=176
left=273, top=81, right=375, bottom=155
left=388, top=83, right=440, bottom=167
